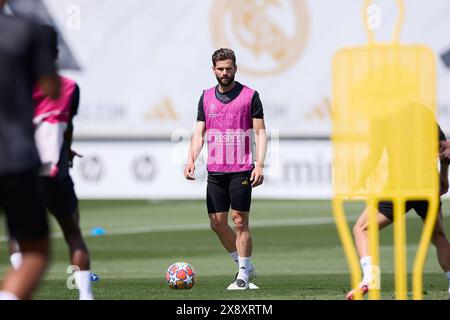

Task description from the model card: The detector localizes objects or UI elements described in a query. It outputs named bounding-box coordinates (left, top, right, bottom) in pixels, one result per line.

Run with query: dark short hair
left=212, top=48, right=236, bottom=67
left=39, top=24, right=59, bottom=60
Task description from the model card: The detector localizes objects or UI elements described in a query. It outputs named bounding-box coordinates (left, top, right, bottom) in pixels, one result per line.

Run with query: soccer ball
left=166, top=262, right=196, bottom=289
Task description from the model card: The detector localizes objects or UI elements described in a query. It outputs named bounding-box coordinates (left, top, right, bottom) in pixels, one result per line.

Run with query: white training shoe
left=227, top=279, right=249, bottom=290
left=226, top=281, right=260, bottom=290
left=234, top=266, right=257, bottom=282
left=346, top=281, right=369, bottom=300
left=228, top=265, right=259, bottom=290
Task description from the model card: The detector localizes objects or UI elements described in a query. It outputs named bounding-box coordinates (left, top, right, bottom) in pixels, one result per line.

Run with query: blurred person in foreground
left=0, top=0, right=59, bottom=300
left=7, top=25, right=94, bottom=300
left=346, top=102, right=450, bottom=300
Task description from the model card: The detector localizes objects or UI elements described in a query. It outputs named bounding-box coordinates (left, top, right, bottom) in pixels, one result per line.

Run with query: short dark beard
left=216, top=74, right=235, bottom=90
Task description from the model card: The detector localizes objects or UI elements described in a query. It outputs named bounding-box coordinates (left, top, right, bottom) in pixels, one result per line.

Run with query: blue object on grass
left=90, top=273, right=100, bottom=282
left=90, top=227, right=106, bottom=236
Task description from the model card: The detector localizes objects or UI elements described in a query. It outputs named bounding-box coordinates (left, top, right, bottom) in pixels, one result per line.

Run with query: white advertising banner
left=71, top=140, right=333, bottom=199
left=9, top=0, right=450, bottom=138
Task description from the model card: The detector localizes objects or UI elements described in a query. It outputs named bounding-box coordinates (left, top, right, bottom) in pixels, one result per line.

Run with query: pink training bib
left=203, top=85, right=255, bottom=173
left=33, top=76, right=77, bottom=177
left=33, top=76, right=76, bottom=124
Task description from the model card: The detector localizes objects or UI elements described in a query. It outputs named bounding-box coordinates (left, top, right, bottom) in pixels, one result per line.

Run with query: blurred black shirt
left=0, top=13, right=57, bottom=175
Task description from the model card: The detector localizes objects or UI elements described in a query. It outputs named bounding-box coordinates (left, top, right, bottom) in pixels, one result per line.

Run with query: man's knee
left=431, top=227, right=447, bottom=244
left=209, top=214, right=228, bottom=232
left=431, top=215, right=448, bottom=241
left=353, top=221, right=366, bottom=236
left=232, top=213, right=248, bottom=232
left=210, top=220, right=227, bottom=232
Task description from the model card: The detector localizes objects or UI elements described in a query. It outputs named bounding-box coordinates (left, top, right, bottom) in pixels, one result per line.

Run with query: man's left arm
left=250, top=92, right=266, bottom=188
left=251, top=118, right=267, bottom=188
left=66, top=84, right=82, bottom=167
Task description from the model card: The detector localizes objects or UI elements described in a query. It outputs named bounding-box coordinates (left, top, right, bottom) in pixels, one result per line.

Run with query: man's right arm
left=184, top=121, right=206, bottom=180
left=189, top=121, right=206, bottom=164
left=185, top=93, right=206, bottom=179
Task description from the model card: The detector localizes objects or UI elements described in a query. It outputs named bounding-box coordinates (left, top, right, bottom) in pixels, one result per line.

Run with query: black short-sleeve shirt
left=438, top=125, right=446, bottom=142
left=0, top=14, right=57, bottom=175
left=70, top=84, right=80, bottom=117
left=57, top=83, right=80, bottom=178
left=197, top=82, right=264, bottom=122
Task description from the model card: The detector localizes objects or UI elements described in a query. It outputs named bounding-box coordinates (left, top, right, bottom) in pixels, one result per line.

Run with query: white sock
left=237, top=256, right=251, bottom=283
left=0, top=291, right=19, bottom=300
left=446, top=271, right=450, bottom=293
left=74, top=270, right=94, bottom=300
left=10, top=252, right=23, bottom=270
left=230, top=251, right=239, bottom=265
left=360, top=256, right=372, bottom=284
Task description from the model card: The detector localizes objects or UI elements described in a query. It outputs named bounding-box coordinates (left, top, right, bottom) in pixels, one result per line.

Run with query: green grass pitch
left=0, top=200, right=449, bottom=300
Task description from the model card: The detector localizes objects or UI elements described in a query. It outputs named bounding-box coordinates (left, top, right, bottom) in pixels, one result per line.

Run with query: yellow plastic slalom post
left=362, top=0, right=405, bottom=45
left=413, top=195, right=439, bottom=300
left=332, top=0, right=439, bottom=300
left=332, top=198, right=363, bottom=300
left=367, top=197, right=380, bottom=300
left=393, top=198, right=407, bottom=300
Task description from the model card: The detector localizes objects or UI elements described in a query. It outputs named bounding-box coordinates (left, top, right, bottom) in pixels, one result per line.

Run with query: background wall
left=8, top=0, right=450, bottom=198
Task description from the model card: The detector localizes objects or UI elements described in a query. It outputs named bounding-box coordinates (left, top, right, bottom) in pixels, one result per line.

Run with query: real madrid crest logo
left=210, top=0, right=310, bottom=77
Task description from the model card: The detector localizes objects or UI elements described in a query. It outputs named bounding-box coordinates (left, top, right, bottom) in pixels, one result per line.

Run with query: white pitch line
left=2, top=211, right=446, bottom=242
left=0, top=216, right=357, bottom=242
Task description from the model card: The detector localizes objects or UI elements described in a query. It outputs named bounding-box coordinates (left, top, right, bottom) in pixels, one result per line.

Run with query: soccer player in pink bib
left=184, top=48, right=267, bottom=289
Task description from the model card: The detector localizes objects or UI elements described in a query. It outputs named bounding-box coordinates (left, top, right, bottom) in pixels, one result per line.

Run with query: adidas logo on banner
left=145, top=97, right=178, bottom=121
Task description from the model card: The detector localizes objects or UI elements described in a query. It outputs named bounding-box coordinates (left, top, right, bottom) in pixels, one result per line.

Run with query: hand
left=439, top=141, right=450, bottom=160
left=184, top=163, right=195, bottom=180
left=250, top=164, right=264, bottom=188
left=440, top=176, right=449, bottom=196
left=68, top=149, right=83, bottom=168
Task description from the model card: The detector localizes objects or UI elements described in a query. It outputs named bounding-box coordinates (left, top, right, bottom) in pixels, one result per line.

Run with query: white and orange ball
left=166, top=262, right=196, bottom=289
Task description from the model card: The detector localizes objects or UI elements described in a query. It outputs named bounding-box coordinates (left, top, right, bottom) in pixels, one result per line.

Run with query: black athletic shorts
left=41, top=174, right=78, bottom=219
left=0, top=169, right=49, bottom=240
left=206, top=171, right=252, bottom=214
left=378, top=200, right=442, bottom=221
